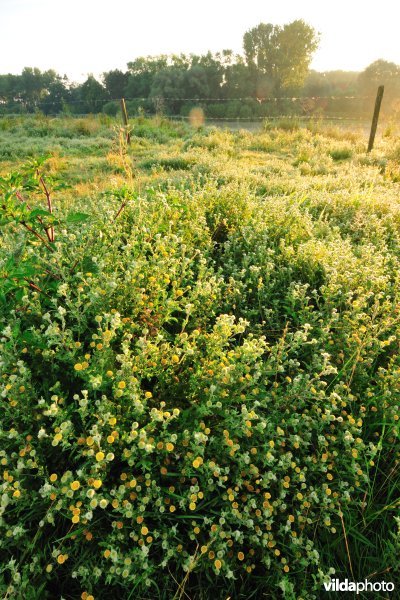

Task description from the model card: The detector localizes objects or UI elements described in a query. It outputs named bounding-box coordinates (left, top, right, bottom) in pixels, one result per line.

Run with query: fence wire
left=1, top=94, right=377, bottom=108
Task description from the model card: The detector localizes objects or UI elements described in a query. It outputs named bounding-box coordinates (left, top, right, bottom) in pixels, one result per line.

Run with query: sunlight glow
left=1, top=0, right=399, bottom=80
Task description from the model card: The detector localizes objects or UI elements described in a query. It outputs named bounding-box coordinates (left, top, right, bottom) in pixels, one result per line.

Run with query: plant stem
left=114, top=201, right=127, bottom=221
left=38, top=172, right=55, bottom=242
left=21, top=221, right=54, bottom=251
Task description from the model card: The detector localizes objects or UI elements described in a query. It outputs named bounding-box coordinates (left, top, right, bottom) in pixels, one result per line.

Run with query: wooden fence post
left=367, top=86, right=384, bottom=152
left=120, top=98, right=131, bottom=145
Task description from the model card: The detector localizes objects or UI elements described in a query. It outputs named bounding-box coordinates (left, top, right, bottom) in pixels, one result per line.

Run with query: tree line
left=1, top=20, right=399, bottom=120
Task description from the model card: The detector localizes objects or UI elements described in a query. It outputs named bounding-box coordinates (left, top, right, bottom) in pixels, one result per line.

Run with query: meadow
left=0, top=114, right=399, bottom=599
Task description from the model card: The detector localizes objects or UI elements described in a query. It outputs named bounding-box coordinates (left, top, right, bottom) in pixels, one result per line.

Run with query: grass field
left=0, top=114, right=399, bottom=599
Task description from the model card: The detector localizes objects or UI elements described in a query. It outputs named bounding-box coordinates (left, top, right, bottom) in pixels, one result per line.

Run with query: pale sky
left=1, top=0, right=399, bottom=81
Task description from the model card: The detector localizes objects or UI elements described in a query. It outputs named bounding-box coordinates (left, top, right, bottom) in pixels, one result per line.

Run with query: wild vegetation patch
left=0, top=117, right=399, bottom=599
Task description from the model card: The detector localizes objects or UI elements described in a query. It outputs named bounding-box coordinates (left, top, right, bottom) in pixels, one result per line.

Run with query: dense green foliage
left=243, top=21, right=319, bottom=92
left=0, top=116, right=399, bottom=599
left=1, top=21, right=399, bottom=120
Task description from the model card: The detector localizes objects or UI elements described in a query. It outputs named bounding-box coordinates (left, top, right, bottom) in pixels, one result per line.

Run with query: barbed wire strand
left=0, top=94, right=378, bottom=108
left=165, top=114, right=370, bottom=122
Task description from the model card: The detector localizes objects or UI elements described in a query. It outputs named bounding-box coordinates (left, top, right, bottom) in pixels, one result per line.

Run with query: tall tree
left=149, top=67, right=186, bottom=113
left=41, top=74, right=70, bottom=114
left=126, top=56, right=169, bottom=98
left=79, top=75, right=107, bottom=113
left=102, top=69, right=129, bottom=99
left=358, top=59, right=400, bottom=96
left=243, top=20, right=319, bottom=94
left=190, top=52, right=224, bottom=98
left=222, top=56, right=256, bottom=99
left=358, top=59, right=400, bottom=116
left=274, top=20, right=320, bottom=89
left=243, top=23, right=277, bottom=78
left=0, top=74, right=19, bottom=103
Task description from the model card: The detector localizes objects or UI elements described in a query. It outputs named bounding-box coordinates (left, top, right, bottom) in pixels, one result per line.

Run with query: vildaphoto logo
left=323, top=579, right=395, bottom=594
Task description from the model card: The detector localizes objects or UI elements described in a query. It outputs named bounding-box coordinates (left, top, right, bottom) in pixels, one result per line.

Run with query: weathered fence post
left=367, top=85, right=384, bottom=152
left=120, top=98, right=131, bottom=145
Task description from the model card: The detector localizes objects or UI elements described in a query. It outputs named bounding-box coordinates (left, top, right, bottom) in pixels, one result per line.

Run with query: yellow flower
left=237, top=551, right=245, bottom=561
left=106, top=370, right=113, bottom=377
left=95, top=452, right=105, bottom=461
left=172, top=355, right=179, bottom=363
left=50, top=474, right=58, bottom=482
left=144, top=391, right=152, bottom=398
left=189, top=502, right=196, bottom=510
left=118, top=381, right=126, bottom=389
left=74, top=363, right=83, bottom=371
left=141, top=526, right=149, bottom=536
left=214, top=559, right=222, bottom=570
left=166, top=442, right=174, bottom=452
left=57, top=554, right=68, bottom=564
left=93, top=479, right=102, bottom=489
left=107, top=435, right=115, bottom=444
left=70, top=481, right=80, bottom=491
left=72, top=515, right=80, bottom=524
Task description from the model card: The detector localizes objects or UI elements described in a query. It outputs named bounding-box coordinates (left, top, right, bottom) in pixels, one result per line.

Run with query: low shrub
left=329, top=148, right=353, bottom=161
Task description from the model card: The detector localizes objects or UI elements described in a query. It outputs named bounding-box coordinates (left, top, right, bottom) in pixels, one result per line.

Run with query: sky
left=1, top=0, right=399, bottom=82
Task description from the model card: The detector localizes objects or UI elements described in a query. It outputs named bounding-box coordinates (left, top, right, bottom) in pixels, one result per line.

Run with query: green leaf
left=82, top=256, right=99, bottom=273
left=66, top=212, right=91, bottom=223
left=30, top=208, right=51, bottom=219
